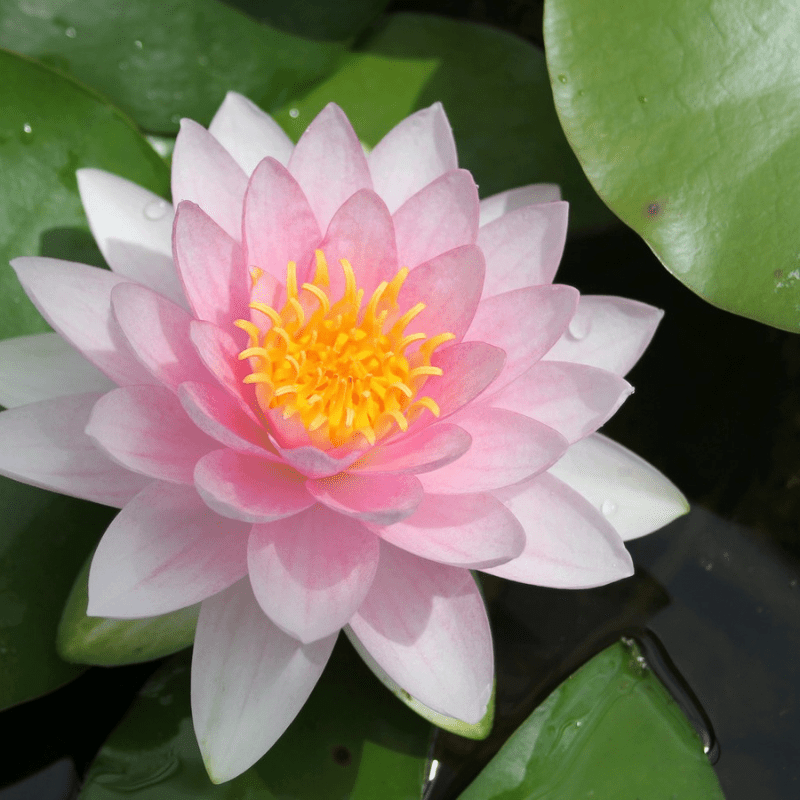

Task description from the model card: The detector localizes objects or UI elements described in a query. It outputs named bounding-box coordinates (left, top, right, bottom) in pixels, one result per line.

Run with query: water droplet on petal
left=567, top=314, right=591, bottom=341
left=289, top=108, right=300, bottom=119
left=601, top=499, right=617, bottom=516
left=143, top=200, right=167, bottom=221
left=65, top=26, right=77, bottom=38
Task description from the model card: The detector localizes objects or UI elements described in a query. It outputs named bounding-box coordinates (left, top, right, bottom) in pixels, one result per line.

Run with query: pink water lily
left=0, top=93, right=687, bottom=782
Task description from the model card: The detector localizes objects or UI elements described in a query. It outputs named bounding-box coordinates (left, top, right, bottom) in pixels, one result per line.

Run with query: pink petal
left=248, top=505, right=380, bottom=643
left=242, top=157, right=321, bottom=285
left=486, top=360, right=632, bottom=443
left=393, top=169, right=479, bottom=268
left=190, top=320, right=252, bottom=406
left=209, top=91, right=294, bottom=173
left=347, top=542, right=492, bottom=724
left=548, top=433, right=689, bottom=541
left=11, top=257, right=157, bottom=387
left=369, top=102, right=458, bottom=213
left=172, top=201, right=248, bottom=328
left=318, top=189, right=397, bottom=301
left=288, top=103, right=372, bottom=231
left=484, top=472, right=634, bottom=587
left=194, top=449, right=314, bottom=523
left=306, top=472, right=423, bottom=525
left=478, top=201, right=568, bottom=297
left=192, top=578, right=336, bottom=782
left=172, top=118, right=248, bottom=240
left=478, top=183, right=562, bottom=227
left=397, top=245, right=484, bottom=345
left=76, top=169, right=185, bottom=305
left=464, top=284, right=579, bottom=393
left=545, top=295, right=664, bottom=376
left=111, top=282, right=211, bottom=390
left=86, top=385, right=217, bottom=484
left=0, top=393, right=149, bottom=507
left=0, top=333, right=113, bottom=408
left=419, top=408, right=568, bottom=494
left=268, top=439, right=363, bottom=480
left=88, top=482, right=250, bottom=618
left=376, top=491, right=524, bottom=568
left=357, top=423, right=471, bottom=475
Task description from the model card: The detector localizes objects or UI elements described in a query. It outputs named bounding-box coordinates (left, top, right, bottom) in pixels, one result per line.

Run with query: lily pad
left=544, top=0, right=800, bottom=331
left=272, top=13, right=613, bottom=232
left=459, top=639, right=724, bottom=799
left=79, top=637, right=431, bottom=799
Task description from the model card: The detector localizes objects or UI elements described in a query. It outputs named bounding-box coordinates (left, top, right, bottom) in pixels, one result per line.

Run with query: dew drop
left=557, top=74, right=568, bottom=84
left=567, top=315, right=591, bottom=341
left=575, top=719, right=583, bottom=727
left=638, top=95, right=648, bottom=104
left=289, top=108, right=300, bottom=119
left=134, top=39, right=143, bottom=49
left=143, top=200, right=168, bottom=221
left=601, top=499, right=617, bottom=516
left=65, top=26, right=76, bottom=38
left=22, top=123, right=32, bottom=134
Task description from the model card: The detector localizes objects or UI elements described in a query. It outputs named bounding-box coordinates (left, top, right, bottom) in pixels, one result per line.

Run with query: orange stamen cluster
left=234, top=250, right=454, bottom=447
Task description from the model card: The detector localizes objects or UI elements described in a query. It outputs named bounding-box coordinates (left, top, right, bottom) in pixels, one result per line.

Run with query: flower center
left=234, top=250, right=454, bottom=447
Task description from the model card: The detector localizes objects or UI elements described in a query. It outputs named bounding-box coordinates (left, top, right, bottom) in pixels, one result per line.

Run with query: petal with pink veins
left=347, top=542, right=492, bottom=724
left=243, top=158, right=321, bottom=285
left=393, top=169, right=479, bottom=268
left=209, top=91, right=294, bottom=173
left=86, top=385, right=217, bottom=484
left=478, top=183, right=561, bottom=227
left=486, top=360, right=632, bottom=443
left=192, top=578, right=336, bottom=783
left=172, top=202, right=248, bottom=328
left=0, top=393, right=149, bottom=507
left=478, top=201, right=569, bottom=297
left=11, top=257, right=158, bottom=387
left=545, top=295, right=663, bottom=376
left=288, top=103, right=372, bottom=231
left=369, top=102, right=458, bottom=213
left=195, top=449, right=313, bottom=523
left=248, top=504, right=379, bottom=643
left=548, top=433, right=689, bottom=541
left=0, top=333, right=113, bottom=408
left=306, top=472, right=423, bottom=525
left=419, top=408, right=568, bottom=494
left=88, top=482, right=250, bottom=618
left=483, top=472, right=634, bottom=587
left=464, top=284, right=579, bottom=393
left=172, top=119, right=248, bottom=240
left=112, top=282, right=211, bottom=390
left=376, top=492, right=524, bottom=569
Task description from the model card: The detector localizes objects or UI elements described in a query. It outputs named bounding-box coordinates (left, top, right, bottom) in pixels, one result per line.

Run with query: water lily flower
left=0, top=93, right=687, bottom=782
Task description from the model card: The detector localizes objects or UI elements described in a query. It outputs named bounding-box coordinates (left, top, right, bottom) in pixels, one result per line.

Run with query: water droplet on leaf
left=557, top=74, right=568, bottom=84
left=289, top=108, right=300, bottom=119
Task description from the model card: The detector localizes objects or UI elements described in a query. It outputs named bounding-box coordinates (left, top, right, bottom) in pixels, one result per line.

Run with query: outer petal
left=548, top=433, right=689, bottom=541
left=288, top=103, right=372, bottom=231
left=86, top=385, right=217, bottom=484
left=478, top=183, right=561, bottom=227
left=192, top=578, right=336, bottom=783
left=478, top=201, right=569, bottom=297
left=369, top=102, right=458, bottom=213
left=76, top=169, right=185, bottom=305
left=376, top=492, right=525, bottom=569
left=484, top=472, right=634, bottom=588
left=88, top=482, right=250, bottom=618
left=545, top=295, right=663, bottom=376
left=0, top=333, right=113, bottom=408
left=11, top=257, right=157, bottom=387
left=0, top=393, right=149, bottom=507
left=209, top=91, right=294, bottom=173
left=306, top=472, right=424, bottom=526
left=419, top=408, right=568, bottom=494
left=172, top=119, right=248, bottom=240
left=248, top=505, right=380, bottom=643
left=348, top=542, right=493, bottom=724
left=194, top=449, right=314, bottom=523
left=393, top=169, right=479, bottom=268
left=486, top=360, right=633, bottom=444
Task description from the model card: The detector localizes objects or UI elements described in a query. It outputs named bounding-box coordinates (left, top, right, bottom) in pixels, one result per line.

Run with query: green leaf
left=0, top=48, right=169, bottom=341
left=459, top=640, right=724, bottom=800
left=57, top=551, right=198, bottom=666
left=272, top=13, right=613, bottom=232
left=0, top=477, right=115, bottom=710
left=79, top=637, right=431, bottom=799
left=544, top=0, right=800, bottom=331
left=0, top=0, right=346, bottom=133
